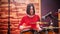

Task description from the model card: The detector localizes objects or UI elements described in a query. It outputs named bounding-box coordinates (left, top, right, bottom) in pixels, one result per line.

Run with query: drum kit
left=20, top=22, right=60, bottom=34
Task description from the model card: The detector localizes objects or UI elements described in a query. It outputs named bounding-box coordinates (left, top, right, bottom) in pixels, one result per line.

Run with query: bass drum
left=40, top=31, right=45, bottom=34
left=22, top=31, right=33, bottom=34
left=38, top=30, right=56, bottom=34
left=48, top=30, right=56, bottom=34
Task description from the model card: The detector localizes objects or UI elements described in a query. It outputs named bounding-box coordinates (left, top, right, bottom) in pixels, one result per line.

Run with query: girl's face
left=30, top=6, right=34, bottom=15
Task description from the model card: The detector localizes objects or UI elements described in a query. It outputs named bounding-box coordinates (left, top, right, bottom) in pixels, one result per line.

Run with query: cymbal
left=37, top=22, right=48, bottom=24
left=43, top=27, right=60, bottom=29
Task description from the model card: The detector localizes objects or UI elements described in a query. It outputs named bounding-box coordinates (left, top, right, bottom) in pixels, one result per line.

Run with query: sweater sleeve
left=37, top=15, right=40, bottom=21
left=18, top=17, right=25, bottom=29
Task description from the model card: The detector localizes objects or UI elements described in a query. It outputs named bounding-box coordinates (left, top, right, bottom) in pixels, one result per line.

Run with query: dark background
left=41, top=0, right=60, bottom=33
left=41, top=0, right=60, bottom=22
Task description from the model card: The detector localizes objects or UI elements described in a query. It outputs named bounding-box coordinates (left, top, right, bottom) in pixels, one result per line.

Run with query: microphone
left=42, top=12, right=52, bottom=20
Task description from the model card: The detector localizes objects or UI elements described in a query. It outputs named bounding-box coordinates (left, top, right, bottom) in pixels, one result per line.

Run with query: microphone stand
left=7, top=0, right=10, bottom=34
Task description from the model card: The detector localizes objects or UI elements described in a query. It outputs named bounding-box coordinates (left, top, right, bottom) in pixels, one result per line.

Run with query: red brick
left=10, top=31, right=20, bottom=34
left=1, top=8, right=8, bottom=12
left=1, top=15, right=8, bottom=19
left=1, top=19, right=8, bottom=23
left=17, top=16, right=24, bottom=19
left=2, top=11, right=8, bottom=14
left=17, top=13, right=26, bottom=16
left=0, top=27, right=8, bottom=30
left=0, top=22, right=8, bottom=24
left=0, top=25, right=8, bottom=28
left=1, top=6, right=8, bottom=8
left=1, top=2, right=8, bottom=4
left=10, top=24, right=19, bottom=27
left=0, top=30, right=7, bottom=34
left=10, top=18, right=19, bottom=22
left=34, top=3, right=39, bottom=6
left=0, top=24, right=8, bottom=26
left=1, top=0, right=8, bottom=2
left=10, top=21, right=19, bottom=24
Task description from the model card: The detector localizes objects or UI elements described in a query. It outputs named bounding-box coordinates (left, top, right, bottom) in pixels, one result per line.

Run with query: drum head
left=22, top=31, right=33, bottom=34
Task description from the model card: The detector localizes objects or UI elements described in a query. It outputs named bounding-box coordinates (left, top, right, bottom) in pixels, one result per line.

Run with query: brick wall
left=0, top=0, right=41, bottom=34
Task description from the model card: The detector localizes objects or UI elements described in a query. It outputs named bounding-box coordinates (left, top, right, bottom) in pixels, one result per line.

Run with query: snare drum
left=48, top=30, right=56, bottom=34
left=20, top=29, right=33, bottom=34
left=22, top=31, right=33, bottom=34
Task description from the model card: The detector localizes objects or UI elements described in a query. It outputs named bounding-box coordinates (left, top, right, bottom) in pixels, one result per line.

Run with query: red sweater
left=18, top=15, right=40, bottom=30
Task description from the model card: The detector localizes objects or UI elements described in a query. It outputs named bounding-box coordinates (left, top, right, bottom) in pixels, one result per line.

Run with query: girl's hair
left=26, top=3, right=35, bottom=15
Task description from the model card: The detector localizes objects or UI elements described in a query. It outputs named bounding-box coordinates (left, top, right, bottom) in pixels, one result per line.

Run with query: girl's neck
left=27, top=15, right=35, bottom=18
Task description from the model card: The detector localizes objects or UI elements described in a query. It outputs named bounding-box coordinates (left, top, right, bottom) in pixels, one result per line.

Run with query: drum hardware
left=42, top=20, right=59, bottom=34
left=43, top=27, right=60, bottom=34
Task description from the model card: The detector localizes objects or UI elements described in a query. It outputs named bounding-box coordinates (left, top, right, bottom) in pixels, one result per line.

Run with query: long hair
left=26, top=3, right=35, bottom=15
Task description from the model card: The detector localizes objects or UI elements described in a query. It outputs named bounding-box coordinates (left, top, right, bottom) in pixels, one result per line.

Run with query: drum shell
left=22, top=31, right=33, bottom=34
left=39, top=30, right=56, bottom=34
left=20, top=29, right=33, bottom=34
left=48, top=30, right=56, bottom=34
